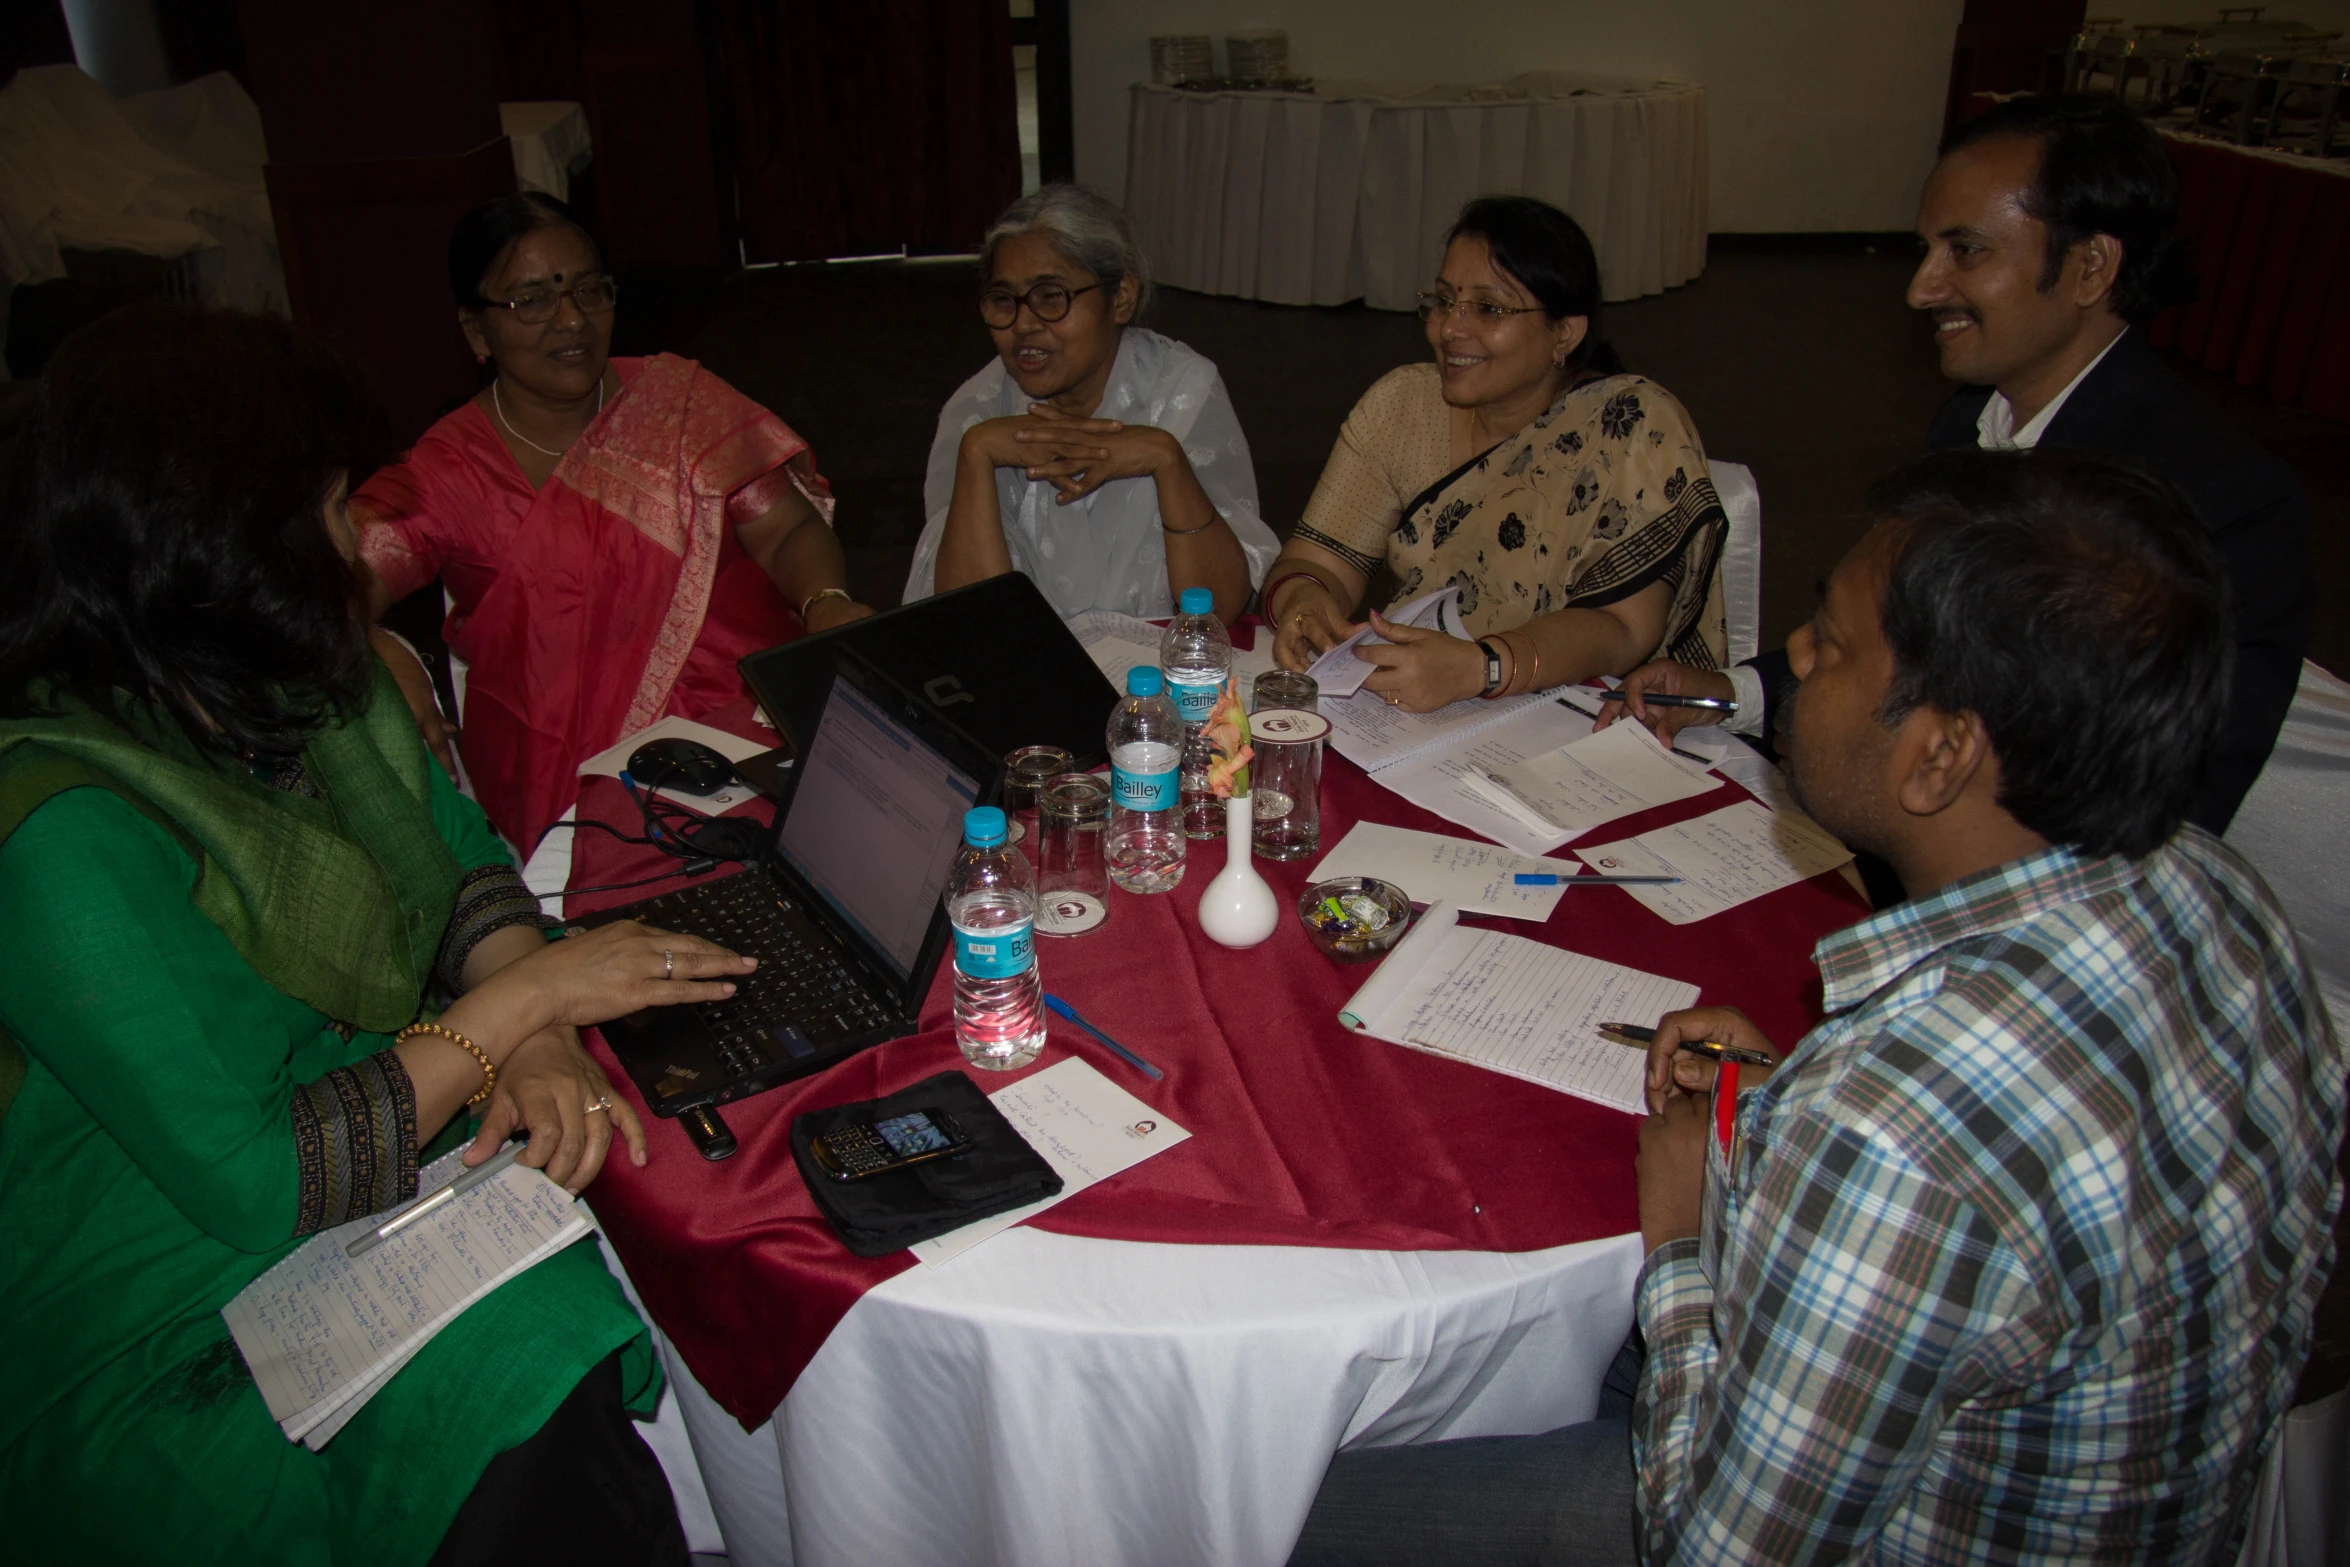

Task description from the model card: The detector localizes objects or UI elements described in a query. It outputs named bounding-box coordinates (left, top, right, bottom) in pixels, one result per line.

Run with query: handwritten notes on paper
left=1575, top=799, right=1853, bottom=925
left=1367, top=697, right=1593, bottom=857
left=223, top=1149, right=590, bottom=1448
left=1470, top=720, right=1721, bottom=840
left=909, top=1058, right=1190, bottom=1265
left=1309, top=821, right=1569, bottom=921
left=1338, top=903, right=1699, bottom=1115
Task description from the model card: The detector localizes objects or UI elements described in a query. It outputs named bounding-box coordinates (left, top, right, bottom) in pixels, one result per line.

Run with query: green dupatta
left=0, top=661, right=461, bottom=1115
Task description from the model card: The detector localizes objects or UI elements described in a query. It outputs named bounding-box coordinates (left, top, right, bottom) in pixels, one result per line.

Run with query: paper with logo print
left=909, top=1057, right=1190, bottom=1265
left=1574, top=798, right=1852, bottom=925
left=1308, top=820, right=1568, bottom=921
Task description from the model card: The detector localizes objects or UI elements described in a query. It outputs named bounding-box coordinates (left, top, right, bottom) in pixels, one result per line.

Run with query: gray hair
left=981, top=184, right=1151, bottom=318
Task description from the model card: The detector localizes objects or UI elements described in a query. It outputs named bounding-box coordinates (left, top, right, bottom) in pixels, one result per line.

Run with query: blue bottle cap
left=962, top=806, right=1008, bottom=848
left=1126, top=666, right=1164, bottom=697
left=1178, top=587, right=1214, bottom=616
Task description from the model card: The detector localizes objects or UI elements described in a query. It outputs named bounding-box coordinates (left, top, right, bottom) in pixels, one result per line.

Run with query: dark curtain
left=717, top=0, right=1020, bottom=262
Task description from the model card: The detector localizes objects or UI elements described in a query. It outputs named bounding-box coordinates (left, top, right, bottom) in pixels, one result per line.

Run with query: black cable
left=533, top=858, right=720, bottom=904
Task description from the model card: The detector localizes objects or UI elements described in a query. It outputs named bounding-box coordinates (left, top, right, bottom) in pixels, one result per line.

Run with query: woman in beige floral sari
left=1266, top=197, right=1726, bottom=712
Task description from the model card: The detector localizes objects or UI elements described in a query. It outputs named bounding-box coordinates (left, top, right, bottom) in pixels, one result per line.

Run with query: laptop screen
left=775, top=675, right=979, bottom=980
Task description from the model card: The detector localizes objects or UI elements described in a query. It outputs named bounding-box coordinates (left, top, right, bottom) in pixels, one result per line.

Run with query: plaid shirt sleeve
left=1632, top=1086, right=2039, bottom=1564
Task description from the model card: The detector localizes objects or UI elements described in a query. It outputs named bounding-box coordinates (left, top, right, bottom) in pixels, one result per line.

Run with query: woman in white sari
left=905, top=185, right=1277, bottom=621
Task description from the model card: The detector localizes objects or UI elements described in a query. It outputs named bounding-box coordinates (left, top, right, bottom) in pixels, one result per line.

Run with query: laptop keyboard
left=626, top=874, right=897, bottom=1079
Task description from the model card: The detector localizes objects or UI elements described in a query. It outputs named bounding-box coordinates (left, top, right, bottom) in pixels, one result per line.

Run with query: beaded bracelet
left=398, top=1020, right=495, bottom=1107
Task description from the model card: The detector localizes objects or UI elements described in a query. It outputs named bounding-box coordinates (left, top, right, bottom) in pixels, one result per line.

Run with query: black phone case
left=789, top=1069, right=1063, bottom=1257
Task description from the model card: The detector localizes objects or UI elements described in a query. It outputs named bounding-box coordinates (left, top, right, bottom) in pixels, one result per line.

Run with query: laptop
left=581, top=647, right=1003, bottom=1128
left=739, top=572, right=1122, bottom=771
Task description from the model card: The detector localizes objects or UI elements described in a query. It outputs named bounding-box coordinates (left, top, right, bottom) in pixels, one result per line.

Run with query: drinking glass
left=1252, top=668, right=1318, bottom=715
left=1248, top=708, right=1328, bottom=861
left=1034, top=772, right=1112, bottom=935
left=1002, top=745, right=1072, bottom=849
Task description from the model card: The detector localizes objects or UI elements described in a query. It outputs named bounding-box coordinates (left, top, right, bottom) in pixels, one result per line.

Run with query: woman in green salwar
left=0, top=306, right=754, bottom=1564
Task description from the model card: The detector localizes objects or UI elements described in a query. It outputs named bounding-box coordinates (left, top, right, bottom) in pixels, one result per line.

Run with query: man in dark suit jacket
left=1606, top=96, right=2310, bottom=838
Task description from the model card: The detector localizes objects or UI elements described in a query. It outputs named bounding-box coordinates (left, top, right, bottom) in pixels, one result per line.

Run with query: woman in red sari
left=356, top=194, right=870, bottom=850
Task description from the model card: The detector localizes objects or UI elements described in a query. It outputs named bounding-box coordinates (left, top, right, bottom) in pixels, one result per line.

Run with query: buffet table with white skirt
left=1124, top=73, right=1708, bottom=310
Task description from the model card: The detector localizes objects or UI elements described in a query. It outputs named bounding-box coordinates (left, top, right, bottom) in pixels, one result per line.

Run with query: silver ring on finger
left=663, top=948, right=675, bottom=979
left=585, top=1096, right=613, bottom=1115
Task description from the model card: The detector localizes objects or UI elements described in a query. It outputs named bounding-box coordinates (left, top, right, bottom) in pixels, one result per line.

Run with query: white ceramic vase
left=1197, top=794, right=1280, bottom=948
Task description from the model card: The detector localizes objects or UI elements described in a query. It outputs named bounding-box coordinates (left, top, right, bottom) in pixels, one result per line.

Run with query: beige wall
left=1072, top=0, right=1970, bottom=234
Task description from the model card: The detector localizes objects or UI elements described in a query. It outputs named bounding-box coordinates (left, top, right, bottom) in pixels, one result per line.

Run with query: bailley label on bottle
left=953, top=920, right=1035, bottom=978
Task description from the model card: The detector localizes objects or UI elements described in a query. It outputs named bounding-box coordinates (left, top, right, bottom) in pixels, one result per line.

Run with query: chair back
left=1710, top=460, right=1763, bottom=667
left=2224, top=660, right=2350, bottom=1033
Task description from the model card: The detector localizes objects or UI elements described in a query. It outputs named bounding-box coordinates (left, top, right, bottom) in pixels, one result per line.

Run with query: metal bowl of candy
left=1297, top=876, right=1413, bottom=962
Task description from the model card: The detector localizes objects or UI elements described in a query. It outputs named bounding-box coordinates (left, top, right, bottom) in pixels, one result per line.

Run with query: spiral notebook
left=221, top=1145, right=591, bottom=1450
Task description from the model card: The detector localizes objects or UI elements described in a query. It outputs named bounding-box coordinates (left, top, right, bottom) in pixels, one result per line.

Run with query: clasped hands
left=1272, top=589, right=1487, bottom=712
left=1635, top=1006, right=1778, bottom=1255
left=966, top=402, right=1181, bottom=506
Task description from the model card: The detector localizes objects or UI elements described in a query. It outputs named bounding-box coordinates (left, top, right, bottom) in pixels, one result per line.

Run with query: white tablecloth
left=1124, top=73, right=1708, bottom=310
left=501, top=100, right=593, bottom=203
left=659, top=1226, right=1642, bottom=1567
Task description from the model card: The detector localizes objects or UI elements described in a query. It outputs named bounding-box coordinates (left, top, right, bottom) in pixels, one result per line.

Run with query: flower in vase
left=1202, top=677, right=1253, bottom=798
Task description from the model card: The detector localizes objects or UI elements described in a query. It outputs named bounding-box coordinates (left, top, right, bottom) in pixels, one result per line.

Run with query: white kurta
left=906, top=326, right=1278, bottom=619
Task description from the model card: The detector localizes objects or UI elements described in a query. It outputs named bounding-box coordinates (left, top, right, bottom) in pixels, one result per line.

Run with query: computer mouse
left=629, top=738, right=737, bottom=794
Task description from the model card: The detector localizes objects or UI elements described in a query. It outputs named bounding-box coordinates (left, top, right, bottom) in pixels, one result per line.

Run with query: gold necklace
left=492, top=375, right=603, bottom=458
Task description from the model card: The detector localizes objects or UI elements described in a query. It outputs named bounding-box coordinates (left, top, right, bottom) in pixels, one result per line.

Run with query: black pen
left=1598, top=1021, right=1775, bottom=1068
left=1597, top=691, right=1737, bottom=714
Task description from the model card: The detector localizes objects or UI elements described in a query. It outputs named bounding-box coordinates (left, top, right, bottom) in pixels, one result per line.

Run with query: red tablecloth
left=574, top=692, right=1869, bottom=1429
left=2153, top=131, right=2350, bottom=425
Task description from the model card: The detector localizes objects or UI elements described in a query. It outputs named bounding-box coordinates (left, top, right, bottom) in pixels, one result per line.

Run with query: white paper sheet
left=576, top=716, right=771, bottom=813
left=1309, top=821, right=1570, bottom=921
left=1339, top=902, right=1700, bottom=1115
left=223, top=1148, right=590, bottom=1446
left=1470, top=721, right=1722, bottom=840
left=1307, top=583, right=1463, bottom=699
left=1575, top=799, right=1853, bottom=925
left=1321, top=687, right=1549, bottom=773
left=909, top=1058, right=1191, bottom=1265
left=1371, top=697, right=1594, bottom=857
left=1068, top=608, right=1167, bottom=691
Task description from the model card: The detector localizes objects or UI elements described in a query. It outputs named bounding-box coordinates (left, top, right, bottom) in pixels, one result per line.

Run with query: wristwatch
left=1477, top=638, right=1505, bottom=697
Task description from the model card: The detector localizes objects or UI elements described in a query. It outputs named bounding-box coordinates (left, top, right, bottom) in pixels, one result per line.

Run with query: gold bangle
left=1160, top=512, right=1219, bottom=537
left=399, top=1020, right=495, bottom=1107
left=798, top=586, right=853, bottom=622
left=1509, top=629, right=1543, bottom=694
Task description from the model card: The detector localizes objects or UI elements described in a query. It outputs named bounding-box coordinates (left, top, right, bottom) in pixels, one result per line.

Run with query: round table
left=1123, top=72, right=1710, bottom=310
left=564, top=678, right=1863, bottom=1567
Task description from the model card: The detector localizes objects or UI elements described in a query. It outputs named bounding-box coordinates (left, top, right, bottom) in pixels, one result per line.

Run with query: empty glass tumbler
left=1251, top=668, right=1318, bottom=716
left=1034, top=772, right=1112, bottom=935
left=1248, top=707, right=1328, bottom=861
left=1002, top=745, right=1072, bottom=848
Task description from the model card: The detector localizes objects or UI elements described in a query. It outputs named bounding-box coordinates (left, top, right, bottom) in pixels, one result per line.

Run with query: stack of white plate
left=1225, top=29, right=1291, bottom=86
left=1150, top=35, right=1214, bottom=85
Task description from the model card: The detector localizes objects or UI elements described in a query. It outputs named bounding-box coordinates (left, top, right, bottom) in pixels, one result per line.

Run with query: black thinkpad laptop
left=581, top=648, right=1002, bottom=1151
left=740, top=572, right=1121, bottom=771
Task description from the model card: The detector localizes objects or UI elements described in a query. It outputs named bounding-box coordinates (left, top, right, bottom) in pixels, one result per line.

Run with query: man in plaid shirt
left=1292, top=449, right=2341, bottom=1565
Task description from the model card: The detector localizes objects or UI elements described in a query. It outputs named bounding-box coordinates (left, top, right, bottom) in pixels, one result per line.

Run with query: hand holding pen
left=1605, top=1006, right=1780, bottom=1115
left=1589, top=661, right=1739, bottom=742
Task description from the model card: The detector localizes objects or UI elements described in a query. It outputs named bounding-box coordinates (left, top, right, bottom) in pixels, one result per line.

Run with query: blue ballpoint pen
left=1041, top=994, right=1164, bottom=1082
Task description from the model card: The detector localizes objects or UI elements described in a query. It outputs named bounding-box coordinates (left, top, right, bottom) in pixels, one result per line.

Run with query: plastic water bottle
left=1162, top=587, right=1232, bottom=840
left=947, top=806, right=1046, bottom=1070
left=1106, top=666, right=1187, bottom=893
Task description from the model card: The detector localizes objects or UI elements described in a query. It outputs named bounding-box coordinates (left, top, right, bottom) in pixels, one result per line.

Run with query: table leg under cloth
left=653, top=1226, right=1638, bottom=1567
